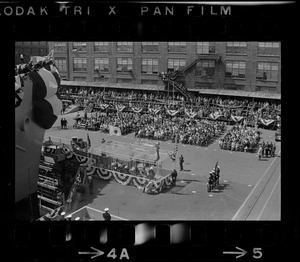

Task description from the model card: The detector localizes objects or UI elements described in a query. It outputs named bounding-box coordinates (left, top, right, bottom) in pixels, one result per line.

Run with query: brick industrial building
left=15, top=41, right=49, bottom=64
left=47, top=42, right=280, bottom=94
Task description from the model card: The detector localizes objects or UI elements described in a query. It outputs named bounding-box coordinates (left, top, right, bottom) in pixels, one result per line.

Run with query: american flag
left=214, top=160, right=219, bottom=171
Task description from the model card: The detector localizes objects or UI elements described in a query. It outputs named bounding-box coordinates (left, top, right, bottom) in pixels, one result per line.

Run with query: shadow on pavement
left=210, top=183, right=231, bottom=193
left=79, top=179, right=110, bottom=204
left=161, top=181, right=191, bottom=194
left=181, top=178, right=204, bottom=183
left=172, top=192, right=192, bottom=195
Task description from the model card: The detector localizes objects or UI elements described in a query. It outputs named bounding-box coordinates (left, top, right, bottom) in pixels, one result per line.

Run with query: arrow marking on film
left=223, top=246, right=247, bottom=259
left=78, top=246, right=104, bottom=259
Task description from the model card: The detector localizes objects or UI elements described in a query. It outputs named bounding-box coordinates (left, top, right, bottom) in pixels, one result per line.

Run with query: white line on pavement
left=256, top=174, right=281, bottom=220
left=231, top=149, right=281, bottom=220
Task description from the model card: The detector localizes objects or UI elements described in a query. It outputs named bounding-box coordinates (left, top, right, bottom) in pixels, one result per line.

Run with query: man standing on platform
left=179, top=155, right=184, bottom=171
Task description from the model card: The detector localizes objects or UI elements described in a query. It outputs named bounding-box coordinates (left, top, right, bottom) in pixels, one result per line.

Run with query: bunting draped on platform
left=113, top=171, right=133, bottom=185
left=148, top=108, right=161, bottom=114
left=131, top=105, right=143, bottom=113
left=185, top=108, right=197, bottom=118
left=99, top=103, right=109, bottom=110
left=75, top=155, right=89, bottom=166
left=132, top=177, right=149, bottom=189
left=149, top=175, right=172, bottom=193
left=96, top=168, right=112, bottom=180
left=61, top=146, right=74, bottom=159
left=230, top=115, right=244, bottom=122
left=93, top=167, right=173, bottom=193
left=259, top=118, right=275, bottom=126
left=166, top=109, right=179, bottom=116
left=66, top=143, right=174, bottom=193
left=116, top=104, right=126, bottom=111
left=209, top=111, right=222, bottom=120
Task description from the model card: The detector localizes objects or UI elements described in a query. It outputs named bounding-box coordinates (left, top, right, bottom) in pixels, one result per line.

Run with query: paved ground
left=45, top=111, right=281, bottom=220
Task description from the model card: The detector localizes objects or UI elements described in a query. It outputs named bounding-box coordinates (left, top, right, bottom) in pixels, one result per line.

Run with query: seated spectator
left=219, top=124, right=260, bottom=153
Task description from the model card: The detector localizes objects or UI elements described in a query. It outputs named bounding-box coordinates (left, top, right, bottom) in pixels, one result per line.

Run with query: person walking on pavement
left=179, top=155, right=184, bottom=171
left=103, top=207, right=111, bottom=221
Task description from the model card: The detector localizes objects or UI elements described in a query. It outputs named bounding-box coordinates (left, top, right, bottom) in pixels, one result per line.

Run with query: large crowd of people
left=73, top=110, right=226, bottom=147
left=60, top=87, right=281, bottom=127
left=61, top=87, right=280, bottom=150
left=137, top=117, right=226, bottom=147
left=218, top=123, right=261, bottom=153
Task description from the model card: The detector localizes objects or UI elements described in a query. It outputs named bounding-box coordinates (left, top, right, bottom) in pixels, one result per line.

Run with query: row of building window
left=16, top=41, right=48, bottom=46
left=15, top=47, right=48, bottom=57
left=53, top=42, right=280, bottom=56
left=70, top=76, right=278, bottom=92
left=56, top=57, right=279, bottom=82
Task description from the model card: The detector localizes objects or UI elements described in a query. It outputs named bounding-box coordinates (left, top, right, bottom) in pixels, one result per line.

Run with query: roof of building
left=61, top=81, right=281, bottom=100
left=61, top=80, right=165, bottom=91
left=194, top=88, right=281, bottom=100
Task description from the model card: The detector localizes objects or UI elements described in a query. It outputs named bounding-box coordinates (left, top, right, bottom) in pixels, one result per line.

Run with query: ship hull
left=15, top=74, right=46, bottom=219
left=15, top=191, right=40, bottom=221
